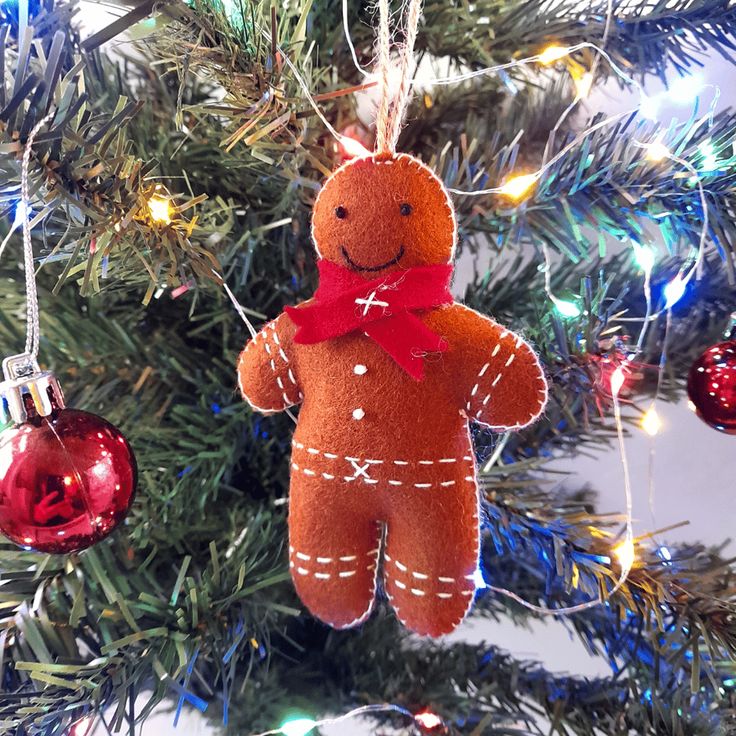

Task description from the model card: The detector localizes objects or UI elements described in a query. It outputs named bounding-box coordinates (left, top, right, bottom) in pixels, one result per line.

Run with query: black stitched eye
left=400, top=203, right=412, bottom=216
left=335, top=206, right=347, bottom=219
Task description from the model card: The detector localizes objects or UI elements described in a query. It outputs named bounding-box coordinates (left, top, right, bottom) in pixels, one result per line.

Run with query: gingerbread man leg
left=382, top=464, right=480, bottom=637
left=288, top=471, right=382, bottom=629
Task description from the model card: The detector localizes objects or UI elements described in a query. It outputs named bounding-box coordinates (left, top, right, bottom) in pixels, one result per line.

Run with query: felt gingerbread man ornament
left=237, top=0, right=548, bottom=637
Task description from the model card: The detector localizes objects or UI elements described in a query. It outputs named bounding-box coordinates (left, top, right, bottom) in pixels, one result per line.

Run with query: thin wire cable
left=426, top=41, right=643, bottom=96
left=218, top=273, right=258, bottom=339
left=375, top=0, right=393, bottom=153
left=488, top=371, right=635, bottom=616
left=216, top=270, right=298, bottom=426
left=20, top=110, right=55, bottom=361
left=0, top=207, right=24, bottom=261
left=450, top=106, right=636, bottom=196
left=249, top=703, right=415, bottom=736
left=342, top=0, right=370, bottom=77
left=275, top=47, right=348, bottom=147
left=385, top=0, right=423, bottom=151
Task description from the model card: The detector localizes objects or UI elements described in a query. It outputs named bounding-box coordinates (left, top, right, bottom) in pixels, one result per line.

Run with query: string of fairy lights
left=40, top=1, right=725, bottom=734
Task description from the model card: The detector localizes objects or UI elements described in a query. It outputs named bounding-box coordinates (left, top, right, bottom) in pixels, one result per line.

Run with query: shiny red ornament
left=0, top=406, right=136, bottom=553
left=687, top=339, right=736, bottom=435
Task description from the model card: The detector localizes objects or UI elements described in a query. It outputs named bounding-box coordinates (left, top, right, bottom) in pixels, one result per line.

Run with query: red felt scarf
left=285, top=260, right=454, bottom=380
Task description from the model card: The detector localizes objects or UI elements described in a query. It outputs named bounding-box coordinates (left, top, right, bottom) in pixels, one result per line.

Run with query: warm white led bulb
left=147, top=193, right=173, bottom=224
left=640, top=406, right=662, bottom=436
left=499, top=173, right=537, bottom=200
left=614, top=538, right=636, bottom=571
left=538, top=45, right=570, bottom=65
left=645, top=141, right=670, bottom=162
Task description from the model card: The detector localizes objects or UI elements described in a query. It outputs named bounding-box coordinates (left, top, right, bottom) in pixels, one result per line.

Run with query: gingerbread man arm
left=237, top=313, right=303, bottom=414
left=452, top=305, right=548, bottom=430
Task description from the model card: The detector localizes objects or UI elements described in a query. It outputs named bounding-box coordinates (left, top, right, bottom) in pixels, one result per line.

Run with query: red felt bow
left=285, top=260, right=454, bottom=380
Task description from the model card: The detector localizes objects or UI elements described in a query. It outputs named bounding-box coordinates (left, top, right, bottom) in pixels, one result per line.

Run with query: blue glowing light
left=663, top=275, right=687, bottom=308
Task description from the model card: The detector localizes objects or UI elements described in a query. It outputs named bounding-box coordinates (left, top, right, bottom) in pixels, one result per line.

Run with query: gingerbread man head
left=311, top=153, right=458, bottom=276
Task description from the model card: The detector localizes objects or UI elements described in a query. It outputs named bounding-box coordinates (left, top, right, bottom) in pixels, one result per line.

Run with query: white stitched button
left=352, top=408, right=365, bottom=420
left=353, top=364, right=367, bottom=375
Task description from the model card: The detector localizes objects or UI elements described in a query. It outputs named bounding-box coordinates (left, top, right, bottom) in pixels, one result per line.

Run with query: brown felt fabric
left=237, top=153, right=548, bottom=637
left=311, top=152, right=457, bottom=273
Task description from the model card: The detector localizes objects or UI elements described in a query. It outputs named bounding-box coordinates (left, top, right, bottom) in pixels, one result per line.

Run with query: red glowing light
left=339, top=135, right=370, bottom=159
left=415, top=710, right=442, bottom=729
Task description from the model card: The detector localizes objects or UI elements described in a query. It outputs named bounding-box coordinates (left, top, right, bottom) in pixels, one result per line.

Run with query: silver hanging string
left=20, top=110, right=55, bottom=362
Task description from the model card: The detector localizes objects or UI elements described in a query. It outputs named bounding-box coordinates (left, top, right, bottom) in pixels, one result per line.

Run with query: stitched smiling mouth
left=341, top=244, right=405, bottom=272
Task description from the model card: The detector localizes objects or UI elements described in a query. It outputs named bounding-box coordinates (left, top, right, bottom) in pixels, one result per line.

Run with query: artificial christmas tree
left=1, top=0, right=736, bottom=734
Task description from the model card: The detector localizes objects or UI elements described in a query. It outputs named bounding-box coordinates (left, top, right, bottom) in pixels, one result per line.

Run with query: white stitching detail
left=291, top=442, right=470, bottom=467
left=291, top=463, right=460, bottom=490
left=339, top=570, right=356, bottom=578
left=314, top=572, right=331, bottom=580
left=340, top=555, right=357, bottom=562
left=316, top=557, right=332, bottom=564
left=410, top=588, right=425, bottom=597
left=296, top=552, right=310, bottom=561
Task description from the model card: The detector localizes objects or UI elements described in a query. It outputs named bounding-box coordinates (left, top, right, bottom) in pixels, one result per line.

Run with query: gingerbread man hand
left=238, top=153, right=547, bottom=637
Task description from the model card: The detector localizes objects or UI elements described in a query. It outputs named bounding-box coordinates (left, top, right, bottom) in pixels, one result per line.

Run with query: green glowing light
left=280, top=717, right=317, bottom=736
left=553, top=297, right=582, bottom=318
left=632, top=243, right=656, bottom=274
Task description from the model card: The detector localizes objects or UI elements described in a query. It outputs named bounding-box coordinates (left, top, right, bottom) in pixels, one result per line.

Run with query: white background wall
left=72, top=5, right=736, bottom=733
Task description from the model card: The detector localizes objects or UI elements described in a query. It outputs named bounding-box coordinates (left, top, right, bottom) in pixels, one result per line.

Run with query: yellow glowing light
left=640, top=406, right=662, bottom=436
left=538, top=45, right=570, bottom=65
left=574, top=72, right=594, bottom=98
left=614, top=538, right=636, bottom=571
left=645, top=141, right=670, bottom=162
left=499, top=173, right=537, bottom=200
left=63, top=475, right=73, bottom=487
left=147, top=193, right=173, bottom=224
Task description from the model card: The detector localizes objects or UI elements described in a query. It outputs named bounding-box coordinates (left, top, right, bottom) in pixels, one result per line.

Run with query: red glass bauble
left=687, top=339, right=736, bottom=435
left=0, top=408, right=136, bottom=553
